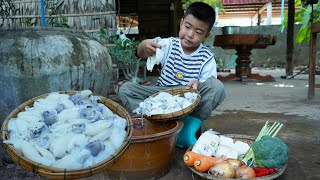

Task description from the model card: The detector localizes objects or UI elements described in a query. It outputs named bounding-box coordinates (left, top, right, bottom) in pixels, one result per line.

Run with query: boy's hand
left=187, top=80, right=200, bottom=90
left=137, top=39, right=162, bottom=58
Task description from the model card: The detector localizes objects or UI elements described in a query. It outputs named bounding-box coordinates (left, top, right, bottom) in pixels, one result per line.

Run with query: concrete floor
left=1, top=69, right=319, bottom=180
left=162, top=111, right=320, bottom=180
left=160, top=69, right=320, bottom=180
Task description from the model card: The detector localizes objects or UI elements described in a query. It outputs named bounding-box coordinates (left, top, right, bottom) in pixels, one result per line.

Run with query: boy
left=118, top=2, right=226, bottom=147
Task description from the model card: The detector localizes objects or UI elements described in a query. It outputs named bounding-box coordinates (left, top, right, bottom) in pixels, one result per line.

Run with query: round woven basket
left=186, top=134, right=287, bottom=180
left=1, top=91, right=133, bottom=179
left=142, top=88, right=201, bottom=122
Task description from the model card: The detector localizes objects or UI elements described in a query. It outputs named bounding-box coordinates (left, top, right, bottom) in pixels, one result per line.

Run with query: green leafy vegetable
left=242, top=121, right=284, bottom=166
left=252, top=135, right=288, bottom=169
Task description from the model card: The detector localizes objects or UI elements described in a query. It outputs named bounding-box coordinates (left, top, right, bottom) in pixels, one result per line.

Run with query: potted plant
left=98, top=28, right=142, bottom=85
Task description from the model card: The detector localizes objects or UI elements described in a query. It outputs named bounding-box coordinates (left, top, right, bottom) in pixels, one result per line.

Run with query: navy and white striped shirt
left=157, top=37, right=216, bottom=86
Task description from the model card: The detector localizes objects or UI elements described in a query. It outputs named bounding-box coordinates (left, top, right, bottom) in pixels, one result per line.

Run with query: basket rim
left=1, top=90, right=133, bottom=179
left=142, top=87, right=201, bottom=122
left=130, top=118, right=183, bottom=142
left=186, top=134, right=287, bottom=180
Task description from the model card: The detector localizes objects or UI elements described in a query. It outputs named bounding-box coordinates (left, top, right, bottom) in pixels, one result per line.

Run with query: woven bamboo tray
left=142, top=88, right=201, bottom=122
left=1, top=91, right=133, bottom=179
left=186, top=134, right=287, bottom=180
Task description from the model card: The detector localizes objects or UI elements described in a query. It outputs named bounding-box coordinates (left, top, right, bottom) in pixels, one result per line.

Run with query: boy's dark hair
left=184, top=2, right=216, bottom=32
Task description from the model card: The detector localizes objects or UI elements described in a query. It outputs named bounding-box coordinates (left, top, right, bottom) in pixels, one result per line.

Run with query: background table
left=214, top=34, right=276, bottom=83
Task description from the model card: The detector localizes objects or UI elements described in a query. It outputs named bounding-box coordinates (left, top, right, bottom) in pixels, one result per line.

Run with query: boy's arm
left=137, top=39, right=162, bottom=58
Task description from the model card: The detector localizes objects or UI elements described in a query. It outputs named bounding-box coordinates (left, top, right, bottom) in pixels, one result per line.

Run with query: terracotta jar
left=106, top=118, right=183, bottom=179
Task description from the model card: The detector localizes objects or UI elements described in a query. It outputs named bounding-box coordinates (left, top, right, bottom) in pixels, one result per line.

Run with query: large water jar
left=0, top=27, right=112, bottom=123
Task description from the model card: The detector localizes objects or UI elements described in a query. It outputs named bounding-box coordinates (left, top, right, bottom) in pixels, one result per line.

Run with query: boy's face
left=179, top=14, right=210, bottom=54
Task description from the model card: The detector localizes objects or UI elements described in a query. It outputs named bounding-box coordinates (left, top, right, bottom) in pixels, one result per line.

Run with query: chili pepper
left=253, top=167, right=268, bottom=172
left=253, top=167, right=269, bottom=177
left=255, top=171, right=270, bottom=177
left=268, top=168, right=278, bottom=174
left=253, top=167, right=278, bottom=177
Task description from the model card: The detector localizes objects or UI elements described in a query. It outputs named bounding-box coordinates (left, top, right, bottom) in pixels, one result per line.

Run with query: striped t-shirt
left=157, top=37, right=217, bottom=86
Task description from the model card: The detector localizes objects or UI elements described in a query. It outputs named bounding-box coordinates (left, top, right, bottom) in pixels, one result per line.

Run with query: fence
left=2, top=0, right=117, bottom=38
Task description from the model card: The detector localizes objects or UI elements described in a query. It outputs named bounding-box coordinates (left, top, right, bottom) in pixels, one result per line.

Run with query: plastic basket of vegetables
left=183, top=122, right=288, bottom=179
left=1, top=90, right=133, bottom=179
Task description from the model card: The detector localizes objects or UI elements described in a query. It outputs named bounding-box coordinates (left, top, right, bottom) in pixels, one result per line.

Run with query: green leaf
left=301, top=6, right=311, bottom=28
left=296, top=24, right=310, bottom=43
left=282, top=1, right=320, bottom=43
left=280, top=11, right=289, bottom=32
left=295, top=0, right=302, bottom=6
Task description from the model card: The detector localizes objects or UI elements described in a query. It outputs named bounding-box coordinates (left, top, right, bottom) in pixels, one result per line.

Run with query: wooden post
left=308, top=22, right=320, bottom=99
left=266, top=2, right=272, bottom=25
left=286, top=0, right=295, bottom=76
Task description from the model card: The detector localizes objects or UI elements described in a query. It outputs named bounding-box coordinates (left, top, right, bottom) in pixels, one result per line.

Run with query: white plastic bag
left=191, top=129, right=220, bottom=156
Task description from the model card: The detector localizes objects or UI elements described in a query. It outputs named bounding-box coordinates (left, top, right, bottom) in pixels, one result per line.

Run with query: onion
left=235, top=166, right=256, bottom=179
left=209, top=161, right=235, bottom=178
left=226, top=158, right=241, bottom=170
left=216, top=155, right=227, bottom=164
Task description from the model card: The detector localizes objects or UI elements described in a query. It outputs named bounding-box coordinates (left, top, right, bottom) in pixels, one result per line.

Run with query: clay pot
left=106, top=118, right=183, bottom=179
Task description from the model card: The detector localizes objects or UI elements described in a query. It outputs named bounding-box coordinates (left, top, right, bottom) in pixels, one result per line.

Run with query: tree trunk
left=286, top=0, right=295, bottom=76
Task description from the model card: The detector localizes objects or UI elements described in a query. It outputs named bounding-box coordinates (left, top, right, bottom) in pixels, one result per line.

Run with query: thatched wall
left=2, top=0, right=117, bottom=38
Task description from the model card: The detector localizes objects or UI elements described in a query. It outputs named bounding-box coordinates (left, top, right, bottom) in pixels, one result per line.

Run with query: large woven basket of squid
left=1, top=90, right=133, bottom=179
left=133, top=87, right=201, bottom=122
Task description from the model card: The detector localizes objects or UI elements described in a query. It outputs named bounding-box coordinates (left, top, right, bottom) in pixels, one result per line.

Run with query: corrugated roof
left=222, top=0, right=285, bottom=5
left=220, top=0, right=289, bottom=19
